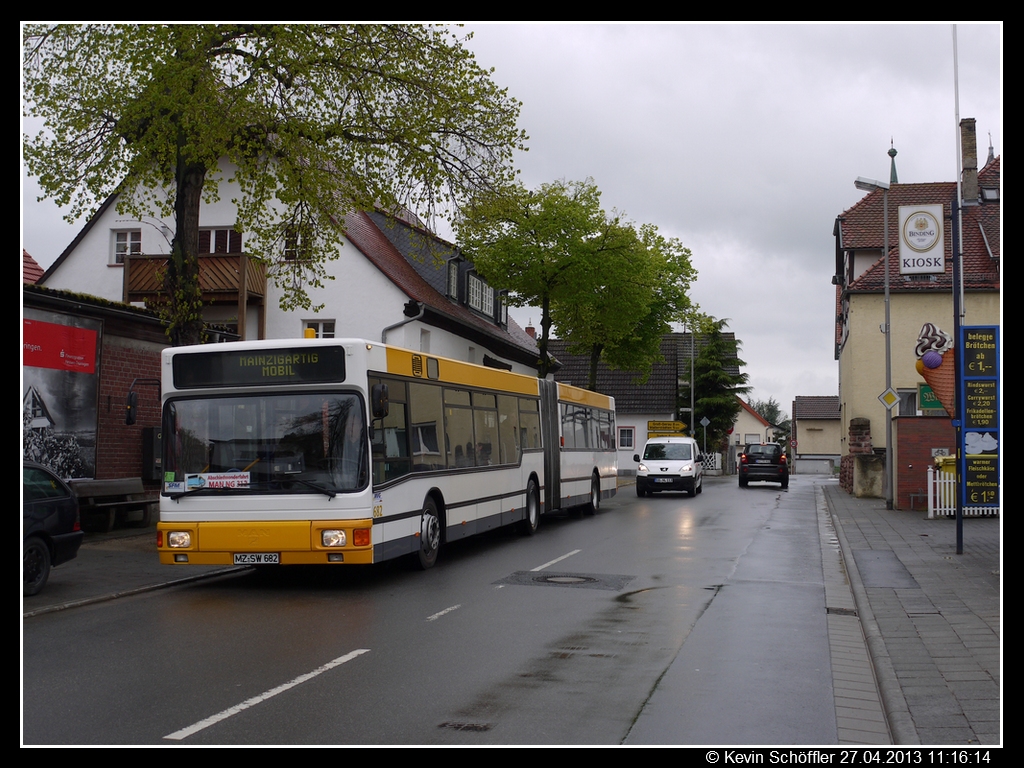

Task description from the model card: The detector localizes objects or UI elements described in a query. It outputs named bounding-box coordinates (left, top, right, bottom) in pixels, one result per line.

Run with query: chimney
left=525, top=323, right=536, bottom=339
left=960, top=118, right=979, bottom=204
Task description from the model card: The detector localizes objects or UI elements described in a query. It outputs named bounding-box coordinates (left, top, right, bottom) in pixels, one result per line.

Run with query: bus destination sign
left=173, top=346, right=347, bottom=389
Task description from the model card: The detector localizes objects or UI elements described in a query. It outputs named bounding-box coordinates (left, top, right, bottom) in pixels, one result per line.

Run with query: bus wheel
left=417, top=499, right=441, bottom=570
left=585, top=474, right=600, bottom=516
left=519, top=478, right=540, bottom=536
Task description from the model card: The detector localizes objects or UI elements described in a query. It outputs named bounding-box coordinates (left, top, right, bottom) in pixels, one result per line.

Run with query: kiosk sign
left=899, top=204, right=944, bottom=275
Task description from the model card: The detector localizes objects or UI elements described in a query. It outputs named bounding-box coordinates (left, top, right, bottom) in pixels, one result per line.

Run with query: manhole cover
left=536, top=575, right=597, bottom=585
left=495, top=571, right=635, bottom=591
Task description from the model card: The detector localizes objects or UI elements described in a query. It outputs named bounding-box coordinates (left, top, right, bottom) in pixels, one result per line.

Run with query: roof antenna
left=888, top=139, right=898, bottom=184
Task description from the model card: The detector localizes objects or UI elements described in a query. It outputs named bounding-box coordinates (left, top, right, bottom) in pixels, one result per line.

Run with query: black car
left=24, top=462, right=84, bottom=596
left=738, top=443, right=789, bottom=489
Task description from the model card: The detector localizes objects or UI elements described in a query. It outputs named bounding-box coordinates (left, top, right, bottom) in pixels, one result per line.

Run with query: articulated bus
left=155, top=338, right=616, bottom=569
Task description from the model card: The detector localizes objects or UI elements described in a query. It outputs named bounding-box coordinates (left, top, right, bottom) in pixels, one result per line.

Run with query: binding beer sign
left=899, top=204, right=944, bottom=274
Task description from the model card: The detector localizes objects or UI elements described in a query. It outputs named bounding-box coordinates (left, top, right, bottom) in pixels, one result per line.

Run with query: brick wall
left=840, top=417, right=873, bottom=493
left=895, top=416, right=956, bottom=511
left=96, top=335, right=163, bottom=485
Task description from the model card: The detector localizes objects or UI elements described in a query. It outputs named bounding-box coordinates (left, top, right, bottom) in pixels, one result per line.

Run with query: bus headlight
left=167, top=531, right=191, bottom=548
left=322, top=529, right=347, bottom=547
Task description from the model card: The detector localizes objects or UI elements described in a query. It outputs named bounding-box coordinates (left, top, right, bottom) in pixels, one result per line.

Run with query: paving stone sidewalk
left=823, top=484, right=1000, bottom=746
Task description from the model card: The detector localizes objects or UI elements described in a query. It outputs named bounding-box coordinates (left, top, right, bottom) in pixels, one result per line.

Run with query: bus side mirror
left=371, top=384, right=389, bottom=419
left=125, top=391, right=138, bottom=426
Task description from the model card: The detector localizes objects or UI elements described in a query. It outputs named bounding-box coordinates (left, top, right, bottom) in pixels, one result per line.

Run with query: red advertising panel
left=23, top=318, right=98, bottom=373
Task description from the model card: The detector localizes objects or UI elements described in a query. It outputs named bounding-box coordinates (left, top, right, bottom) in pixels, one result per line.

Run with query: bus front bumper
left=157, top=519, right=375, bottom=565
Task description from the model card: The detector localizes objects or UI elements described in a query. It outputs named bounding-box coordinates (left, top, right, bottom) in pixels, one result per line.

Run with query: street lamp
left=854, top=176, right=894, bottom=510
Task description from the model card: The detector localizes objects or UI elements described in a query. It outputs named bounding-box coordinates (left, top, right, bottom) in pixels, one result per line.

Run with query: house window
left=468, top=274, right=494, bottom=316
left=283, top=225, right=311, bottom=261
left=447, top=260, right=460, bottom=300
left=112, top=230, right=141, bottom=264
left=199, top=228, right=243, bottom=254
left=304, top=321, right=335, bottom=339
left=898, top=389, right=918, bottom=416
left=618, top=427, right=635, bottom=450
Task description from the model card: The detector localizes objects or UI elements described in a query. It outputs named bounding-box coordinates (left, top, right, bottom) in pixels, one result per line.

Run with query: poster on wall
left=23, top=312, right=101, bottom=478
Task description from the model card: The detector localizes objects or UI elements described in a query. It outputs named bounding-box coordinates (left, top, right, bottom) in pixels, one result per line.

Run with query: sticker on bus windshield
left=186, top=472, right=251, bottom=489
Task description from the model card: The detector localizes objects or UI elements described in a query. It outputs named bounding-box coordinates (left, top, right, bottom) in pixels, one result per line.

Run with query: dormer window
left=468, top=274, right=494, bottom=317
left=447, top=259, right=460, bottom=300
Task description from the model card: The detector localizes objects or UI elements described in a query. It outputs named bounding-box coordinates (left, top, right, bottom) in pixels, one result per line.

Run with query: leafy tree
left=681, top=318, right=750, bottom=450
left=554, top=222, right=697, bottom=389
left=748, top=396, right=791, bottom=443
left=23, top=24, right=527, bottom=345
left=458, top=178, right=696, bottom=383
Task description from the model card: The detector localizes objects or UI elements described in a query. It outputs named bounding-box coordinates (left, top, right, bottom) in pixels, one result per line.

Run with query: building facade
left=38, top=159, right=539, bottom=376
left=833, top=120, right=999, bottom=504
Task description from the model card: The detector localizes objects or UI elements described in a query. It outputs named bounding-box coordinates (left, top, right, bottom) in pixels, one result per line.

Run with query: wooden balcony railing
left=124, top=253, right=267, bottom=339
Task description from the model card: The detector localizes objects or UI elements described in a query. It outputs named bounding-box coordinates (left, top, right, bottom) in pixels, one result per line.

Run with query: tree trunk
left=164, top=149, right=207, bottom=346
left=587, top=343, right=603, bottom=392
left=536, top=294, right=553, bottom=378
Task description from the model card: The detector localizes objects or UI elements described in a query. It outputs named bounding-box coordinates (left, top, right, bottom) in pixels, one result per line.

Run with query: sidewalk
left=823, top=483, right=1001, bottom=746
left=22, top=526, right=237, bottom=618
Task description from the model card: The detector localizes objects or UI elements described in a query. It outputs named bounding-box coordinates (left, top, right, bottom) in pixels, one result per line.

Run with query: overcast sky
left=21, top=23, right=1002, bottom=414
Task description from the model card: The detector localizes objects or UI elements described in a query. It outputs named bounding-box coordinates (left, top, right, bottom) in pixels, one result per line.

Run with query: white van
left=633, top=436, right=703, bottom=497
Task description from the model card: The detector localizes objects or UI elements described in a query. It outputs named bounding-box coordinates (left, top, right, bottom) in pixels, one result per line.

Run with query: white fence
left=701, top=452, right=723, bottom=475
left=926, top=466, right=999, bottom=519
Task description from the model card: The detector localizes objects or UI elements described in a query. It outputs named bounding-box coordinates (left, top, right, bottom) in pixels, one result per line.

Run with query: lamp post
left=854, top=176, right=894, bottom=509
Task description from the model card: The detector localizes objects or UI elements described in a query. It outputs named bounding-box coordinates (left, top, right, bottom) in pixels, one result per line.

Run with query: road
left=24, top=475, right=841, bottom=745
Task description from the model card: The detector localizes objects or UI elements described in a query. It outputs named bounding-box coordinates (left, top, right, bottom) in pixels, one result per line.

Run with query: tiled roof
left=343, top=211, right=539, bottom=364
left=23, top=250, right=44, bottom=284
left=547, top=332, right=743, bottom=414
left=672, top=331, right=740, bottom=379
left=792, top=395, right=840, bottom=419
left=837, top=157, right=1000, bottom=294
left=548, top=337, right=678, bottom=414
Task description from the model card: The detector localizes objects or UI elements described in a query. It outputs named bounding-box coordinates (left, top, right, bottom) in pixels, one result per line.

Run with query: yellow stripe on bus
left=385, top=347, right=540, bottom=396
left=557, top=382, right=614, bottom=410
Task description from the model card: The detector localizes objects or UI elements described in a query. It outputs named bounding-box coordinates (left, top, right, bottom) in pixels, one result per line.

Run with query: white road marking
left=426, top=604, right=461, bottom=621
left=531, top=549, right=581, bottom=572
left=164, top=648, right=370, bottom=740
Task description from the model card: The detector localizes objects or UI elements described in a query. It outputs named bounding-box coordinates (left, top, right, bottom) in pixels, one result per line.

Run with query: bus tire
left=417, top=498, right=441, bottom=570
left=519, top=478, right=540, bottom=536
left=585, top=474, right=600, bottom=516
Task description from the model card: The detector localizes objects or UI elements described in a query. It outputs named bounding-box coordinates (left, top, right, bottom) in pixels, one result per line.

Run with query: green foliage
left=457, top=178, right=696, bottom=383
left=748, top=396, right=791, bottom=442
left=24, top=24, right=527, bottom=344
left=682, top=318, right=750, bottom=449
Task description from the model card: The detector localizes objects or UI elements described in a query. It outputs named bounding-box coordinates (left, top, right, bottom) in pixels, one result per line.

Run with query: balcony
left=124, top=253, right=267, bottom=340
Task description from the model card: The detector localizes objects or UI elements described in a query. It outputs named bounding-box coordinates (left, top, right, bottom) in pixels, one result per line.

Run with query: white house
left=39, top=161, right=540, bottom=375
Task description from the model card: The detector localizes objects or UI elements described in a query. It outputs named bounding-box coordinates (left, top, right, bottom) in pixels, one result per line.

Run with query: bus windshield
left=163, top=392, right=367, bottom=494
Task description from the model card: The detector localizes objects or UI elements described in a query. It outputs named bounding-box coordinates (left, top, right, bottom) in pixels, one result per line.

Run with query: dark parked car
left=738, top=443, right=789, bottom=489
left=24, top=462, right=84, bottom=596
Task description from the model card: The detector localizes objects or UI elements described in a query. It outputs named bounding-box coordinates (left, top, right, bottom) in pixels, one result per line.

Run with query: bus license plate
left=234, top=553, right=280, bottom=565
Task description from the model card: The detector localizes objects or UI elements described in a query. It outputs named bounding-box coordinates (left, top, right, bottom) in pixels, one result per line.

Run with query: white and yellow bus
left=155, top=338, right=616, bottom=569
